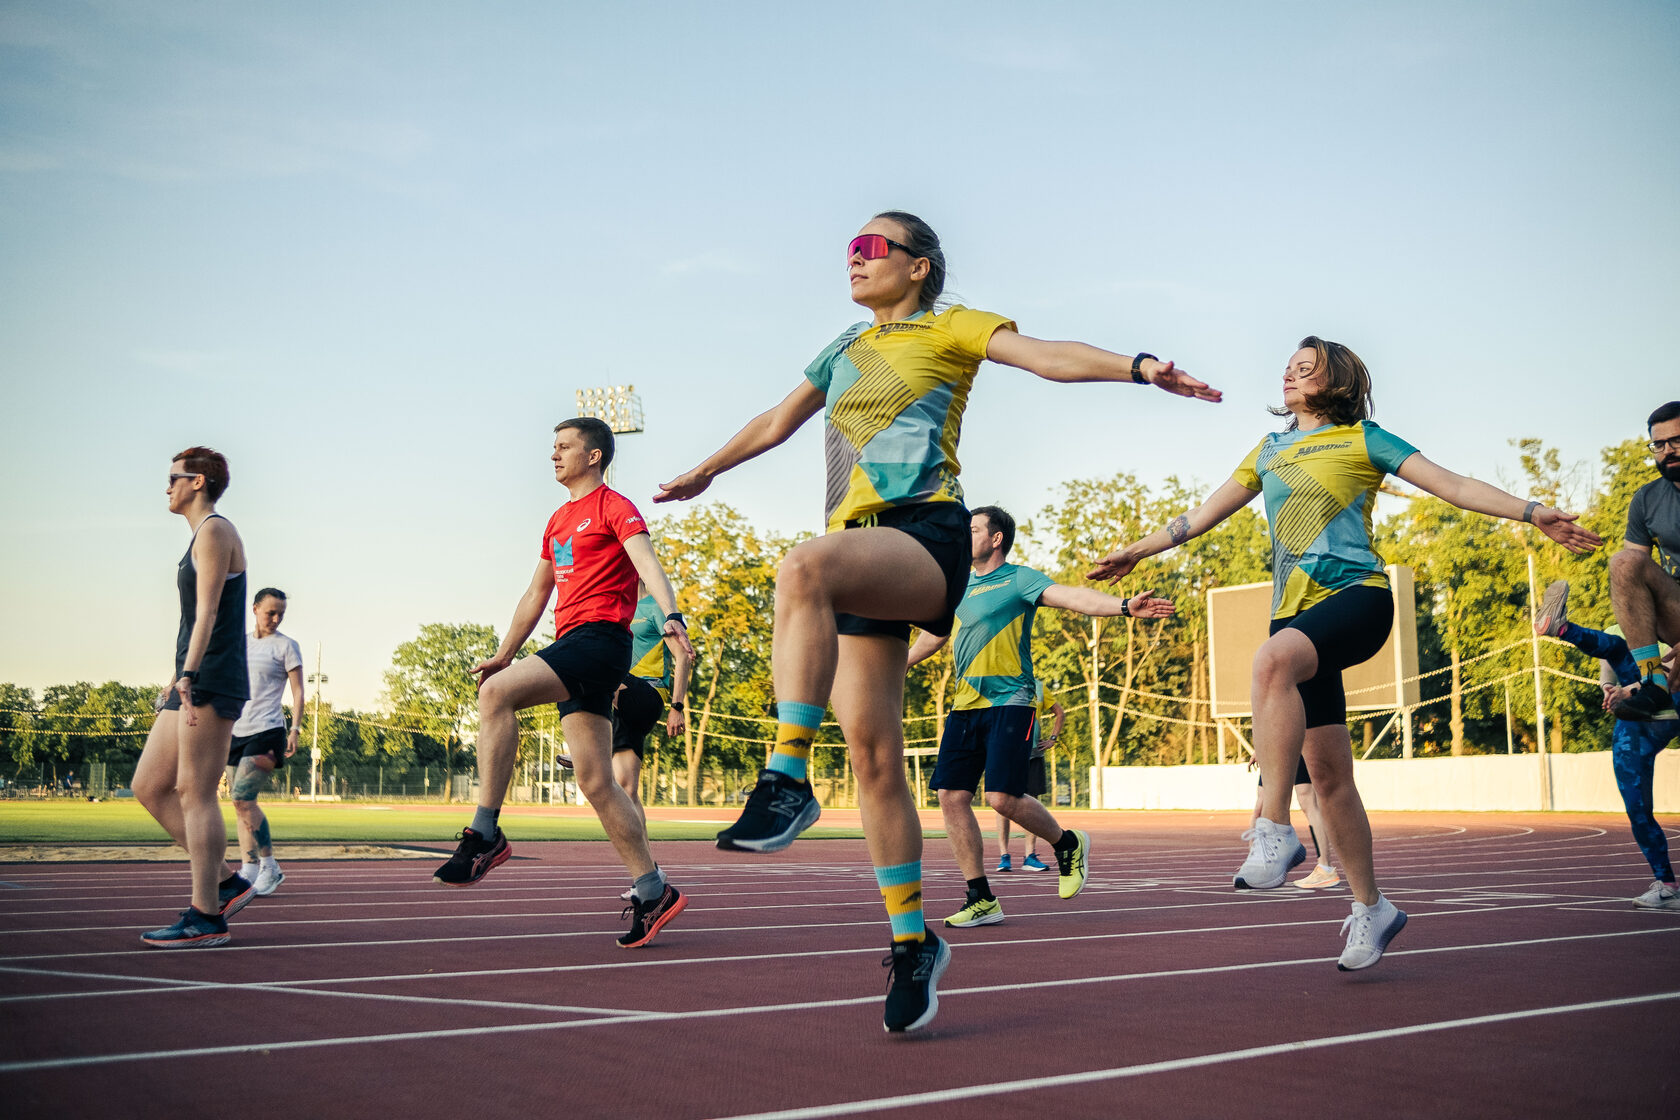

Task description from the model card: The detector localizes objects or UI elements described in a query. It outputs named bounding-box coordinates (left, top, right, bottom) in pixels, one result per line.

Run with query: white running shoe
left=620, top=887, right=635, bottom=902
left=1337, top=895, right=1407, bottom=971
left=1632, top=881, right=1680, bottom=910
left=1296, top=863, right=1341, bottom=890
left=1234, top=818, right=1306, bottom=889
left=253, top=863, right=285, bottom=896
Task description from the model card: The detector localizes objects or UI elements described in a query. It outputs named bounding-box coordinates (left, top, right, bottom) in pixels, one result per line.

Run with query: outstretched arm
left=1088, top=476, right=1260, bottom=582
left=1040, top=583, right=1175, bottom=618
left=475, top=560, right=555, bottom=686
left=1395, top=455, right=1603, bottom=554
left=985, top=329, right=1221, bottom=402
left=655, top=381, right=826, bottom=503
left=623, top=533, right=696, bottom=659
left=907, top=629, right=949, bottom=669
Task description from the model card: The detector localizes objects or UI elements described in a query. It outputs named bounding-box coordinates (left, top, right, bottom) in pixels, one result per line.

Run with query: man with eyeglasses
left=1609, top=401, right=1680, bottom=722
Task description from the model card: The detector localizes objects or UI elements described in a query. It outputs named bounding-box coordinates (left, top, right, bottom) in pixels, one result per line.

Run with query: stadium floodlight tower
left=575, top=384, right=645, bottom=483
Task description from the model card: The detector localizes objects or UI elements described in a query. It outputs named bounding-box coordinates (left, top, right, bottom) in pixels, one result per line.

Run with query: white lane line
left=1, top=938, right=1673, bottom=1074
left=705, top=991, right=1680, bottom=1120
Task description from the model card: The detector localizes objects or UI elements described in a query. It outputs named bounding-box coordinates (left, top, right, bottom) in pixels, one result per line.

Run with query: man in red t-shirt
left=431, top=417, right=695, bottom=949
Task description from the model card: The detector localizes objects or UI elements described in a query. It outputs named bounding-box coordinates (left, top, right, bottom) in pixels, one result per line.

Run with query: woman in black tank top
left=132, top=446, right=255, bottom=948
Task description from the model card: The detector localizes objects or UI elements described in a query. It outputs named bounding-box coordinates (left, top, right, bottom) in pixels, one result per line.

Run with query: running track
left=2, top=811, right=1677, bottom=1119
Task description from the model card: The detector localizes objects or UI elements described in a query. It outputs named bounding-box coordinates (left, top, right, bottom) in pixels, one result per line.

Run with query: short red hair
left=173, top=446, right=230, bottom=501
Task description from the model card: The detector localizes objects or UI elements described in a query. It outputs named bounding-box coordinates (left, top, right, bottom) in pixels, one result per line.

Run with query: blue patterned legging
left=1612, top=718, right=1680, bottom=883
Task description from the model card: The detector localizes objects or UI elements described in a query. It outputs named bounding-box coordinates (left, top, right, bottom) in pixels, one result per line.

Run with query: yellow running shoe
left=942, top=895, right=1004, bottom=927
left=1055, top=830, right=1090, bottom=899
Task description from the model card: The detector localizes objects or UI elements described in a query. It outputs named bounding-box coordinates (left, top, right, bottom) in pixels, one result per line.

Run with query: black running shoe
left=432, top=827, right=511, bottom=886
left=142, top=907, right=230, bottom=948
left=1613, top=680, right=1679, bottom=723
left=617, top=883, right=687, bottom=948
left=715, top=769, right=821, bottom=852
left=218, top=873, right=256, bottom=917
left=882, top=931, right=951, bottom=1033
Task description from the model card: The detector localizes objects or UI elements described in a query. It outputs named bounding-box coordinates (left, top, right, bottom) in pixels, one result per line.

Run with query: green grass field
left=0, top=801, right=870, bottom=844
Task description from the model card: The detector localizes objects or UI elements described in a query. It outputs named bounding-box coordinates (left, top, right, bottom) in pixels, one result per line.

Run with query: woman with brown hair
left=1091, top=336, right=1601, bottom=970
left=133, top=446, right=255, bottom=946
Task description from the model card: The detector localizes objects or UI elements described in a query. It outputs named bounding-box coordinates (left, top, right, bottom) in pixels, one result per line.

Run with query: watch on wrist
left=670, top=700, right=684, bottom=712
left=665, top=612, right=686, bottom=626
left=1131, top=352, right=1157, bottom=385
left=180, top=669, right=200, bottom=683
left=1119, top=597, right=1132, bottom=618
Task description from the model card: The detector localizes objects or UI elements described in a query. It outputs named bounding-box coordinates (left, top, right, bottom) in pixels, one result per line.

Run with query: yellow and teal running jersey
left=1232, top=420, right=1420, bottom=620
left=950, top=563, right=1055, bottom=711
left=627, top=594, right=672, bottom=691
left=804, top=305, right=1016, bottom=532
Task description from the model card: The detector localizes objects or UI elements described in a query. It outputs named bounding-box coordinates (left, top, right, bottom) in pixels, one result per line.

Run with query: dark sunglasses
left=847, top=234, right=915, bottom=261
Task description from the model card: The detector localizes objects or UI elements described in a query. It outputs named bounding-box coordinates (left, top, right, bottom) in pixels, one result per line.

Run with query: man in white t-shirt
left=229, top=588, right=304, bottom=895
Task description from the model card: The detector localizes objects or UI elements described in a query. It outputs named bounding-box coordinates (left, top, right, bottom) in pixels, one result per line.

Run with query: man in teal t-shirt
left=909, top=505, right=1174, bottom=928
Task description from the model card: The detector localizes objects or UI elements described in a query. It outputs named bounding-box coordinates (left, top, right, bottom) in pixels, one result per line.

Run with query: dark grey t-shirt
left=1627, top=477, right=1680, bottom=579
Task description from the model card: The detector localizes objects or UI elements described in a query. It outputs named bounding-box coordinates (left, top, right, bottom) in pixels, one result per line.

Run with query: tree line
left=2, top=436, right=1648, bottom=799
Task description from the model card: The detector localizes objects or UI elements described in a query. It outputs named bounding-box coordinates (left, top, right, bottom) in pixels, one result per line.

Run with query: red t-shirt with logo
left=538, top=486, right=647, bottom=638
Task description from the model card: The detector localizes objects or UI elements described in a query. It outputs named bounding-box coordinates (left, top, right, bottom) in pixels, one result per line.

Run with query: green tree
left=383, top=623, right=500, bottom=801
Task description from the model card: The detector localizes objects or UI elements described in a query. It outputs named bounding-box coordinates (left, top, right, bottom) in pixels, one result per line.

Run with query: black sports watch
left=665, top=612, right=686, bottom=626
left=180, top=669, right=200, bottom=683
left=670, top=700, right=684, bottom=712
left=1119, top=598, right=1132, bottom=618
left=1131, top=352, right=1157, bottom=384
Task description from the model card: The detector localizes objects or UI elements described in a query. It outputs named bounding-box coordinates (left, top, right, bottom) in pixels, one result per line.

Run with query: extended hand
left=473, top=655, right=513, bottom=688
left=654, top=468, right=712, bottom=504
left=1087, top=548, right=1140, bottom=582
left=174, top=677, right=198, bottom=726
left=667, top=706, right=686, bottom=737
left=1533, top=508, right=1603, bottom=554
left=286, top=728, right=300, bottom=758
left=1147, top=360, right=1222, bottom=403
left=1128, top=590, right=1176, bottom=619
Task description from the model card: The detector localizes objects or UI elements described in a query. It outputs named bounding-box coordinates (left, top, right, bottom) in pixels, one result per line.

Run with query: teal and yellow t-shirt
left=950, top=563, right=1055, bottom=711
left=804, top=305, right=1016, bottom=532
left=1232, top=420, right=1420, bottom=620
left=627, top=595, right=672, bottom=692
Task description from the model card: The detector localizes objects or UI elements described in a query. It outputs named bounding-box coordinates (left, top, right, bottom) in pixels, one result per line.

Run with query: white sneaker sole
left=1235, top=842, right=1306, bottom=890
left=720, top=799, right=822, bottom=853
left=943, top=908, right=1005, bottom=928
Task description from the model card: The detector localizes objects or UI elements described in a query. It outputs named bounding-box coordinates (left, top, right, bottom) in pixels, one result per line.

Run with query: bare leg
left=996, top=813, right=1012, bottom=862
left=231, top=757, right=275, bottom=861
left=176, top=711, right=237, bottom=914
left=612, top=749, right=646, bottom=828
left=939, top=789, right=986, bottom=880
left=1610, top=549, right=1680, bottom=654
left=831, top=634, right=923, bottom=874
left=133, top=711, right=236, bottom=890
left=1295, top=781, right=1335, bottom=869
left=985, top=791, right=1065, bottom=845
left=1302, top=725, right=1375, bottom=904
left=1250, top=630, right=1318, bottom=825
left=567, top=712, right=655, bottom=877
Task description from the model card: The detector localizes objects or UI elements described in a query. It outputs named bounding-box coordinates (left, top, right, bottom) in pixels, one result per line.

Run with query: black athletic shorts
left=1025, top=754, right=1048, bottom=798
left=1268, top=585, right=1394, bottom=729
left=228, top=725, right=286, bottom=769
left=535, top=622, right=633, bottom=720
left=1257, top=755, right=1311, bottom=788
left=161, top=687, right=247, bottom=723
left=834, top=502, right=970, bottom=643
left=930, top=706, right=1037, bottom=798
left=612, top=675, right=665, bottom=758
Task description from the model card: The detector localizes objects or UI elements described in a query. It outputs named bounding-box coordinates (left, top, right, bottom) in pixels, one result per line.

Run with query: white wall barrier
left=1092, top=749, right=1680, bottom=813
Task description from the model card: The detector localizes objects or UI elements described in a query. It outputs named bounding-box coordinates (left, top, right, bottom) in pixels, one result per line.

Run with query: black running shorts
left=1268, top=585, right=1394, bottom=729
left=161, top=687, right=247, bottom=723
left=227, top=725, right=286, bottom=769
left=535, top=622, right=633, bottom=720
left=834, top=502, right=971, bottom=643
left=612, top=674, right=665, bottom=758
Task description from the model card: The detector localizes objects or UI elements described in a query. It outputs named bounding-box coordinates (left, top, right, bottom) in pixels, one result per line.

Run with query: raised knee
left=984, top=791, right=1013, bottom=814
left=776, top=544, right=825, bottom=602
left=1609, top=549, right=1646, bottom=583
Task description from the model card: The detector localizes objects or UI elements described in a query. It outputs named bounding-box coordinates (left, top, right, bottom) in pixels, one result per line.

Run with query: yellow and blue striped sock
left=768, top=701, right=822, bottom=782
left=1632, top=645, right=1669, bottom=689
left=875, top=860, right=925, bottom=943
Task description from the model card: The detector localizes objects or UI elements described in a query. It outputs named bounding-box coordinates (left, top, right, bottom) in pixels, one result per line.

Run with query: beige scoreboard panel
left=1207, top=566, right=1420, bottom=719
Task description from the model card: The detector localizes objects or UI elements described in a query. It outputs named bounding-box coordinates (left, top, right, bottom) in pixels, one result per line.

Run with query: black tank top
left=174, top=513, right=249, bottom=700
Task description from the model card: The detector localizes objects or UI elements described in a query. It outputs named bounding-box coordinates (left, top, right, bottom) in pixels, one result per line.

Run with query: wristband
left=180, top=670, right=200, bottom=684
left=665, top=612, right=686, bottom=626
left=1119, top=597, right=1132, bottom=618
left=1521, top=500, right=1540, bottom=524
left=1130, top=352, right=1156, bottom=384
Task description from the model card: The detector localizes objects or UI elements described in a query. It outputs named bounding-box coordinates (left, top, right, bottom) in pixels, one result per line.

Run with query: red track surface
left=3, top=811, right=1677, bottom=1118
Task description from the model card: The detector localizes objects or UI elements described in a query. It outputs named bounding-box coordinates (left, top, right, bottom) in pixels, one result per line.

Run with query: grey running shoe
left=1632, top=880, right=1680, bottom=910
left=1234, top=818, right=1306, bottom=890
left=1534, top=579, right=1569, bottom=637
left=1337, top=895, right=1407, bottom=970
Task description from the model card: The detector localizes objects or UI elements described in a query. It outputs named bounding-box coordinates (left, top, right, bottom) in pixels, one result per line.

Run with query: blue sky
left=2, top=1, right=1676, bottom=708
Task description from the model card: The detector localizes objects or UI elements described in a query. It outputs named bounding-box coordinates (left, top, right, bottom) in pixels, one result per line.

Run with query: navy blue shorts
left=535, top=623, right=633, bottom=720
left=930, top=706, right=1037, bottom=797
left=834, top=502, right=970, bottom=643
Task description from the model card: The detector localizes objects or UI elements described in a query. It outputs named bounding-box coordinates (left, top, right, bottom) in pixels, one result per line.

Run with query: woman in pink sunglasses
left=656, top=210, right=1219, bottom=1032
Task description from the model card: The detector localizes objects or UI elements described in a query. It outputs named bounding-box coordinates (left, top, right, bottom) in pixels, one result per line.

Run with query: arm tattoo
left=1167, top=515, right=1191, bottom=546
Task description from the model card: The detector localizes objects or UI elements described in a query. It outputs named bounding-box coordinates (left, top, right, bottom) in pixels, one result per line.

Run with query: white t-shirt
left=233, top=631, right=303, bottom=736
